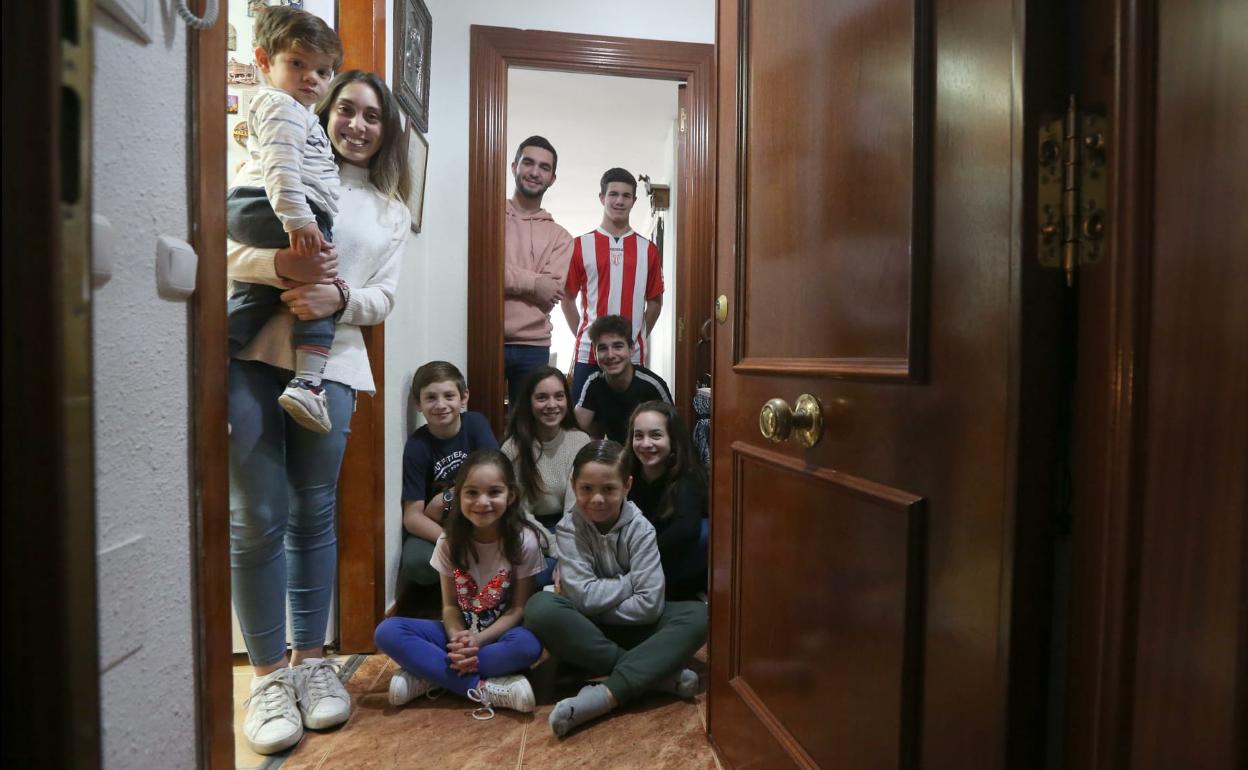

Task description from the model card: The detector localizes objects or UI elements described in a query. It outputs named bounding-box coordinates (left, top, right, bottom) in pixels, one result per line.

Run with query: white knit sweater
left=227, top=162, right=409, bottom=394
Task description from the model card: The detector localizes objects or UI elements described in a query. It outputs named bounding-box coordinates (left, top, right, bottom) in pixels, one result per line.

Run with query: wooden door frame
left=467, top=25, right=717, bottom=433
left=191, top=1, right=387, bottom=767
left=1064, top=0, right=1248, bottom=766
left=2, top=2, right=101, bottom=768
left=1061, top=0, right=1156, bottom=762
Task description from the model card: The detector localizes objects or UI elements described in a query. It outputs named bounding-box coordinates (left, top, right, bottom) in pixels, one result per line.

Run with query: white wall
left=92, top=8, right=196, bottom=769
left=383, top=0, right=715, bottom=607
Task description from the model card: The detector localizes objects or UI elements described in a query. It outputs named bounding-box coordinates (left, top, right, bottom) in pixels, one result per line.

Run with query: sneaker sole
left=388, top=679, right=430, bottom=707
left=303, top=706, right=350, bottom=730
left=278, top=394, right=332, bottom=434
left=248, top=724, right=304, bottom=755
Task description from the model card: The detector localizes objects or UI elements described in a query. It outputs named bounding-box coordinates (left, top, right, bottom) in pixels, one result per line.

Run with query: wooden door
left=707, top=0, right=1059, bottom=767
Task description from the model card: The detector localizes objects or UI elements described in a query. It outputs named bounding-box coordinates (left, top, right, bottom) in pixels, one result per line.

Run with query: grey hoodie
left=555, top=500, right=666, bottom=625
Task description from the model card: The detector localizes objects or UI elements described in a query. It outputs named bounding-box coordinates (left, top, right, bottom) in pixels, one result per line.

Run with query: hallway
left=233, top=650, right=717, bottom=769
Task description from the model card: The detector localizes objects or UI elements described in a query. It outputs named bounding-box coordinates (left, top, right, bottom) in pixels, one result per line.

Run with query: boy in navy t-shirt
left=400, top=361, right=498, bottom=588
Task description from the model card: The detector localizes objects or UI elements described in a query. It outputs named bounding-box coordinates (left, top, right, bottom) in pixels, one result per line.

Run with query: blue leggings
left=374, top=617, right=542, bottom=697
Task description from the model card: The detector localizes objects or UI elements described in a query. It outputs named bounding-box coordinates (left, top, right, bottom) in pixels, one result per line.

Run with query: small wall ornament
left=233, top=121, right=250, bottom=149
left=227, top=58, right=259, bottom=86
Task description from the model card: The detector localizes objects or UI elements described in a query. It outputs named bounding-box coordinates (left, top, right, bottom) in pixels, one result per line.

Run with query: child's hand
left=274, top=242, right=337, bottom=286
left=288, top=221, right=325, bottom=258
left=447, top=631, right=480, bottom=674
left=447, top=649, right=479, bottom=674
left=552, top=564, right=562, bottom=594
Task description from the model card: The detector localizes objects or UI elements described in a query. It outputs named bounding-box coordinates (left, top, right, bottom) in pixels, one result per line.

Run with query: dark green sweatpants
left=399, top=535, right=441, bottom=586
left=524, top=591, right=707, bottom=704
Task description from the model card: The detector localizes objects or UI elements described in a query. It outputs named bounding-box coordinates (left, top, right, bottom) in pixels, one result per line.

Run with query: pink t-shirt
left=431, top=528, right=545, bottom=632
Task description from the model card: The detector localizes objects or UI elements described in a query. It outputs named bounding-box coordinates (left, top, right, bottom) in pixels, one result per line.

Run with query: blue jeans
left=570, top=361, right=598, bottom=406
left=229, top=358, right=354, bottom=666
left=504, top=344, right=550, bottom=412
left=374, top=617, right=542, bottom=696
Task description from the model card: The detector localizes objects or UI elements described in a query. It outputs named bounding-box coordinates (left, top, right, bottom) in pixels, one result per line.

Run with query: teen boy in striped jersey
left=561, top=168, right=664, bottom=404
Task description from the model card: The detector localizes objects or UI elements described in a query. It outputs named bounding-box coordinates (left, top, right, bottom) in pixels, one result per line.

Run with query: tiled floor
left=233, top=649, right=719, bottom=769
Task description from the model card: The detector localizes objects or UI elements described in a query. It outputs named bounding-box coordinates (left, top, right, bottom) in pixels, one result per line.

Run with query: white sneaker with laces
left=278, top=381, right=332, bottom=433
left=467, top=674, right=535, bottom=720
left=294, top=658, right=351, bottom=730
left=388, top=669, right=434, bottom=706
left=243, top=668, right=303, bottom=755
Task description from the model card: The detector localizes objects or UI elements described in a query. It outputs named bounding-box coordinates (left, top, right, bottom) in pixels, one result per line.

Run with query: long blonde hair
left=317, top=70, right=411, bottom=202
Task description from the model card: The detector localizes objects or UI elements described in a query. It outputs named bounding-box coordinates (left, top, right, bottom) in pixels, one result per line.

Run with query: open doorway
left=465, top=26, right=716, bottom=436
left=506, top=68, right=682, bottom=389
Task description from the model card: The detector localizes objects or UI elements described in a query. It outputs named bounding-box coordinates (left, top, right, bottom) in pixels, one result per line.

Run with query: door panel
left=739, top=0, right=926, bottom=374
left=709, top=0, right=1040, bottom=767
left=732, top=444, right=926, bottom=767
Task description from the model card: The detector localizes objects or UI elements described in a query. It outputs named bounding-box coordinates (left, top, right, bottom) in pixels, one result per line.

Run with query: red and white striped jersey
left=565, top=227, right=664, bottom=365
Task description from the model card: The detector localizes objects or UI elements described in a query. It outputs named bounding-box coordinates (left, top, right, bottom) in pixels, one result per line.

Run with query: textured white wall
left=382, top=0, right=715, bottom=607
left=92, top=8, right=196, bottom=770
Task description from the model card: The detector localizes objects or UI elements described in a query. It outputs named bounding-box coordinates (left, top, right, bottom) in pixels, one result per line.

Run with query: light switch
left=156, top=234, right=197, bottom=298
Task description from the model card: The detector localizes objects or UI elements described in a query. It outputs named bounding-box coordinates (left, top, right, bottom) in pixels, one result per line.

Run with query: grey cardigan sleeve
left=598, top=523, right=665, bottom=625
left=557, top=522, right=635, bottom=615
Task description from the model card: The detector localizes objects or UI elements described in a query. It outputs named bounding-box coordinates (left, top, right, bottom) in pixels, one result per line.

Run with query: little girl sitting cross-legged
left=374, top=450, right=546, bottom=719
left=524, top=440, right=708, bottom=737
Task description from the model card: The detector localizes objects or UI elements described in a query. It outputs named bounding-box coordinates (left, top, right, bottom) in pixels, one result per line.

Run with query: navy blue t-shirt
left=401, top=411, right=498, bottom=504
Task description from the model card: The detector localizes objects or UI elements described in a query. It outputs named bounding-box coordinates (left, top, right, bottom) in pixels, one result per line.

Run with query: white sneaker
left=243, top=668, right=303, bottom=755
left=278, top=380, right=332, bottom=433
left=467, top=675, right=535, bottom=720
left=294, top=658, right=351, bottom=730
left=388, top=669, right=434, bottom=706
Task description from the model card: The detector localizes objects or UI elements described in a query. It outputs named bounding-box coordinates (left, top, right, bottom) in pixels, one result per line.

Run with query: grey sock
left=549, top=684, right=614, bottom=737
left=652, top=668, right=699, bottom=699
left=294, top=348, right=330, bottom=386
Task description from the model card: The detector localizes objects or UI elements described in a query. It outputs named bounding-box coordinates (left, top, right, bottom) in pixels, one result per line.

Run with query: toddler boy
left=228, top=6, right=343, bottom=433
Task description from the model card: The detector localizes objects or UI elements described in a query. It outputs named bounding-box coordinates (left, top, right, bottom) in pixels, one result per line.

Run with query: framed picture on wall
left=99, top=0, right=153, bottom=43
left=393, top=0, right=432, bottom=133
left=406, top=122, right=429, bottom=233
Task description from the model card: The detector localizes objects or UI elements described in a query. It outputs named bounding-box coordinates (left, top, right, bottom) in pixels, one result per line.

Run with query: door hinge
left=1038, top=95, right=1108, bottom=287
left=679, top=107, right=687, bottom=133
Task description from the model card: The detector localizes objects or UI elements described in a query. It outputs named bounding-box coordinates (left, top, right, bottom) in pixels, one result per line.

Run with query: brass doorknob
left=759, top=394, right=824, bottom=448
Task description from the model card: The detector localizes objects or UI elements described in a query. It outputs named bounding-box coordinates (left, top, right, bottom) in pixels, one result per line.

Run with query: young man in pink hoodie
left=504, top=136, right=575, bottom=412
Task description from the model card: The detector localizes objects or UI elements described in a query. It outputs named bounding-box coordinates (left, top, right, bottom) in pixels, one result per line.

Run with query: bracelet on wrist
left=332, top=278, right=350, bottom=319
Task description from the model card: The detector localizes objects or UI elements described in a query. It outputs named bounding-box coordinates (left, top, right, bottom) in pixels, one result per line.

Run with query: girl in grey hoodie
left=524, top=440, right=708, bottom=737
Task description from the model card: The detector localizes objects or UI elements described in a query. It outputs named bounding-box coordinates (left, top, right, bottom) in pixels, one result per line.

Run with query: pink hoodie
left=504, top=199, right=574, bottom=346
